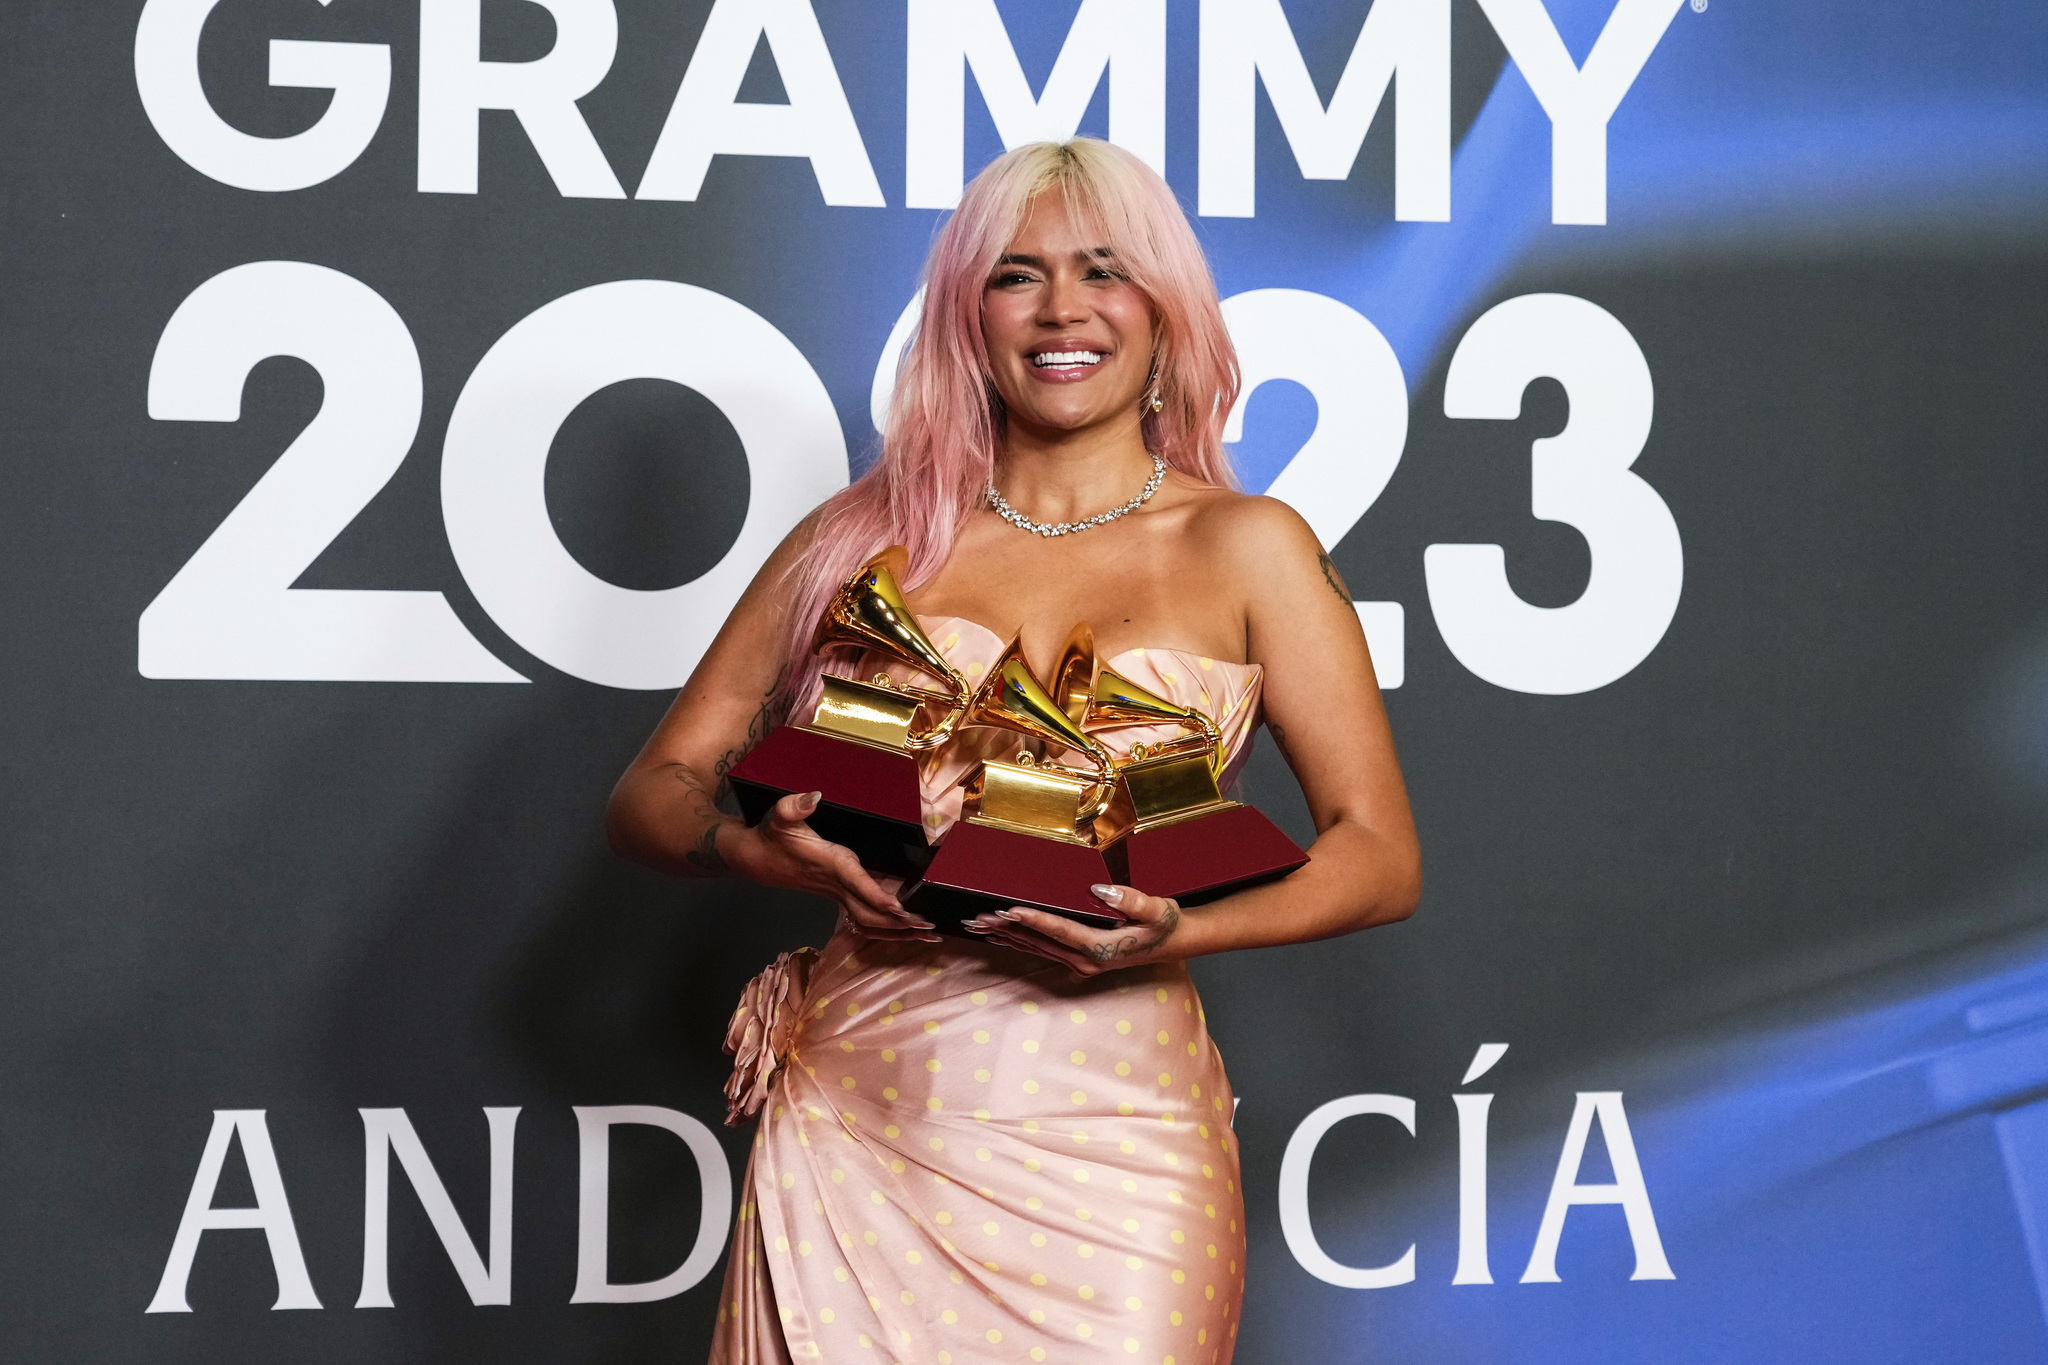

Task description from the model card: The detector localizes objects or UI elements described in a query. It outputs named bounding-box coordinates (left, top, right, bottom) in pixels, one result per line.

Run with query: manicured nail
left=1090, top=884, right=1123, bottom=905
left=996, top=909, right=1020, bottom=921
left=801, top=791, right=822, bottom=811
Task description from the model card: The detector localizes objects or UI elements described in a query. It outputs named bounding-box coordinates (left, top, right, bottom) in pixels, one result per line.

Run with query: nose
left=1036, top=270, right=1090, bottom=328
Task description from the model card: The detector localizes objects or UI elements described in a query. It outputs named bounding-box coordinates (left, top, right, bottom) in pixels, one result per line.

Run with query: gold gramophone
left=961, top=626, right=1118, bottom=842
left=1088, top=664, right=1233, bottom=832
left=726, top=547, right=972, bottom=877
left=1083, top=663, right=1309, bottom=905
left=902, top=627, right=1134, bottom=929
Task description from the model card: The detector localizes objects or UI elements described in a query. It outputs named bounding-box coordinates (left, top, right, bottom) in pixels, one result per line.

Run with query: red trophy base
left=1120, top=804, right=1309, bottom=906
left=903, top=822, right=1132, bottom=933
left=727, top=727, right=934, bottom=879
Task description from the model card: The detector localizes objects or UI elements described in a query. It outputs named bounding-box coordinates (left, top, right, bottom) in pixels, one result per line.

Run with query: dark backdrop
left=5, top=1, right=2046, bottom=1361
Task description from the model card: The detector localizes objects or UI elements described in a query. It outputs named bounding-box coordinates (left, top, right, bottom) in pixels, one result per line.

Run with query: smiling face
left=981, top=193, right=1157, bottom=443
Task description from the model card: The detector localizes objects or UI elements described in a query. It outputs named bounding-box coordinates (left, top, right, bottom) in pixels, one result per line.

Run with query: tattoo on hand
left=1087, top=901, right=1181, bottom=965
left=1316, top=552, right=1351, bottom=604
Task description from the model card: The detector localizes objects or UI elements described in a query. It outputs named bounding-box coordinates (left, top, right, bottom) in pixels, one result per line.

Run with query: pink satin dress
left=709, top=618, right=1262, bottom=1365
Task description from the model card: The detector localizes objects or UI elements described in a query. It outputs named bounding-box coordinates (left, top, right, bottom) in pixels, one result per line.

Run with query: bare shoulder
left=1181, top=491, right=1358, bottom=622
left=1180, top=489, right=1322, bottom=563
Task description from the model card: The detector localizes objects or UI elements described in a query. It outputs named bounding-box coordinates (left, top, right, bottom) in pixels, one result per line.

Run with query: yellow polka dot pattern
left=706, top=928, right=1247, bottom=1365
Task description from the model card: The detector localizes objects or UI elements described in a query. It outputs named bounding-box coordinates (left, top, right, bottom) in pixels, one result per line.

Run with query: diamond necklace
left=987, top=453, right=1166, bottom=538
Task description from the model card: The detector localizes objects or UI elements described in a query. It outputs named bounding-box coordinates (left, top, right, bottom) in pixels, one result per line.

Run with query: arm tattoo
left=1087, top=901, right=1182, bottom=965
left=1316, top=552, right=1351, bottom=604
left=1267, top=721, right=1295, bottom=764
left=684, top=819, right=728, bottom=875
left=708, top=686, right=782, bottom=811
left=669, top=765, right=736, bottom=877
left=670, top=685, right=782, bottom=875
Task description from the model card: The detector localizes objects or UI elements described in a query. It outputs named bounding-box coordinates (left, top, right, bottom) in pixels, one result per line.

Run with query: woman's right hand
left=727, top=791, right=940, bottom=943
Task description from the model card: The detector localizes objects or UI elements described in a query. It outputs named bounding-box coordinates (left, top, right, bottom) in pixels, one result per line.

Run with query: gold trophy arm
left=963, top=635, right=1119, bottom=827
left=811, top=546, right=973, bottom=750
left=1093, top=710, right=1225, bottom=772
left=903, top=674, right=974, bottom=752
left=1067, top=732, right=1118, bottom=825
left=1082, top=665, right=1227, bottom=775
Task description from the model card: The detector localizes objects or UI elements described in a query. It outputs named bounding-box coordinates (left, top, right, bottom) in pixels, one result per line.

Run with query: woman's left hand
left=962, top=884, right=1184, bottom=976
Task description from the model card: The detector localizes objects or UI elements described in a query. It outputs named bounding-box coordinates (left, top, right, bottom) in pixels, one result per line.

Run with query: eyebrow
left=993, top=247, right=1119, bottom=268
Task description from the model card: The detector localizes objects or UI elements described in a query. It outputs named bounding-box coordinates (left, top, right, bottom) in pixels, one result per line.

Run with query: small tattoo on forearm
left=709, top=685, right=782, bottom=810
left=684, top=819, right=730, bottom=875
left=671, top=684, right=782, bottom=875
left=1316, top=552, right=1351, bottom=603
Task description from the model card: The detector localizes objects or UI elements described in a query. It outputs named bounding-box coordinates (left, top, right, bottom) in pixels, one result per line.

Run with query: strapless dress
left=708, top=618, right=1260, bottom=1365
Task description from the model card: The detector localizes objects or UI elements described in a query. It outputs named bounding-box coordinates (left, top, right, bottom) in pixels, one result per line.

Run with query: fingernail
left=996, top=909, right=1020, bottom=921
left=909, top=919, right=936, bottom=931
left=921, top=935, right=943, bottom=943
left=1090, top=884, right=1123, bottom=905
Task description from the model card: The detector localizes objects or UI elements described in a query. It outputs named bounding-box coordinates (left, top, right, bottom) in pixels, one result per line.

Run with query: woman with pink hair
left=610, top=138, right=1420, bottom=1364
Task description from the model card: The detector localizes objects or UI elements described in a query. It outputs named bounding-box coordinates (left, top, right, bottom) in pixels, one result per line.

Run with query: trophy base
left=727, top=726, right=934, bottom=879
left=1121, top=803, right=1309, bottom=905
left=902, top=821, right=1132, bottom=933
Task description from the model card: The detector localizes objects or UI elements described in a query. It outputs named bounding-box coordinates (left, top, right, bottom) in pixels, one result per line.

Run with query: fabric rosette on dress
left=724, top=947, right=820, bottom=1126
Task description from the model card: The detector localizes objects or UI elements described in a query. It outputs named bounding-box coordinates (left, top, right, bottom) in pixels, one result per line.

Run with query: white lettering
left=134, top=0, right=390, bottom=191
left=147, top=1111, right=321, bottom=1312
left=1426, top=292, right=1681, bottom=694
left=871, top=290, right=926, bottom=434
left=1221, top=288, right=1409, bottom=687
left=418, top=0, right=624, bottom=197
left=570, top=1106, right=733, bottom=1303
left=1278, top=1094, right=1416, bottom=1288
left=905, top=0, right=1166, bottom=210
left=1454, top=1044, right=1508, bottom=1284
left=1475, top=0, right=1684, bottom=224
left=357, top=1107, right=521, bottom=1307
left=440, top=280, right=848, bottom=689
left=141, top=261, right=523, bottom=683
left=1453, top=1093, right=1494, bottom=1283
left=1198, top=0, right=1448, bottom=220
left=639, top=0, right=882, bottom=206
left=1522, top=1091, right=1674, bottom=1281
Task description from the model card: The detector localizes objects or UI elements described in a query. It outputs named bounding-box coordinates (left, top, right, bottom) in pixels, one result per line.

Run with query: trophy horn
left=1049, top=622, right=1098, bottom=728
left=1085, top=665, right=1225, bottom=773
left=813, top=547, right=972, bottom=750
left=963, top=634, right=1117, bottom=824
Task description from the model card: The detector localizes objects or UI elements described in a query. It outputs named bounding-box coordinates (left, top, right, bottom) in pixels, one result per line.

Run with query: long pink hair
left=776, top=137, right=1242, bottom=716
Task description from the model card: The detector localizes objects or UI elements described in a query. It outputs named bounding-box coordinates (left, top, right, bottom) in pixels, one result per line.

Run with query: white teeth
left=1032, top=350, right=1103, bottom=368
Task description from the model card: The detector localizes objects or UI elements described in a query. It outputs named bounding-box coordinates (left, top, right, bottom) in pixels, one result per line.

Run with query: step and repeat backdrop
left=4, top=1, right=2046, bottom=1361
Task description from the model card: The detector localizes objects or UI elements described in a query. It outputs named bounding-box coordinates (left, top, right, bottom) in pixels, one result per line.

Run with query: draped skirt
left=708, top=930, right=1245, bottom=1365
